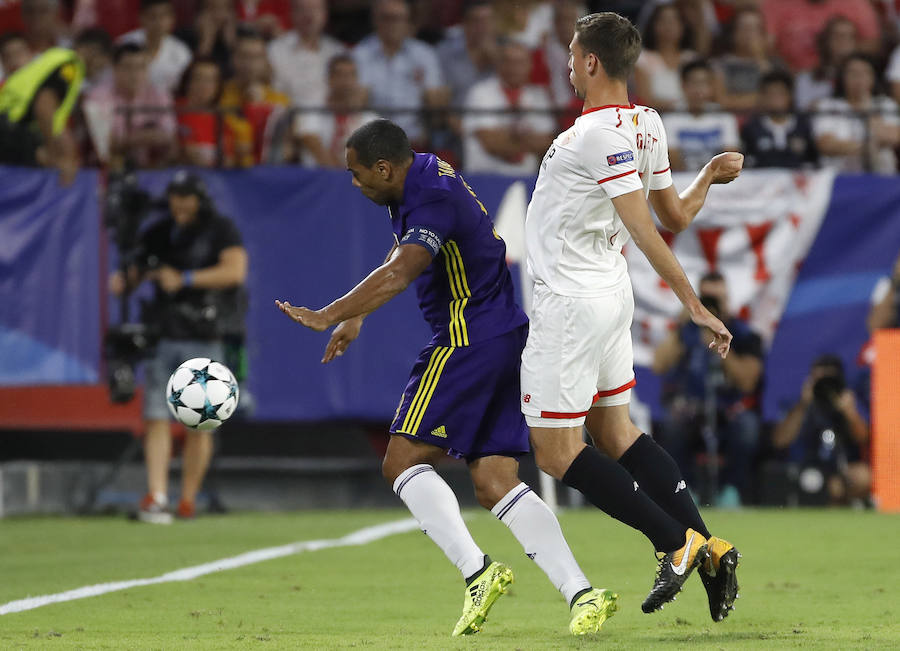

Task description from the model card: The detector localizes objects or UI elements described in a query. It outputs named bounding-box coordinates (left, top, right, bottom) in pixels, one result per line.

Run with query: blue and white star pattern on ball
left=166, top=358, right=240, bottom=430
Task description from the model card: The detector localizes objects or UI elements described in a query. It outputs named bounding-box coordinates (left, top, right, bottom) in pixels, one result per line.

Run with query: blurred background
left=1, top=0, right=900, bottom=520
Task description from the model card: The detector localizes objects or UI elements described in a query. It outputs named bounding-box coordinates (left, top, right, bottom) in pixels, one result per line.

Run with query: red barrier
left=872, top=330, right=900, bottom=512
left=0, top=385, right=143, bottom=437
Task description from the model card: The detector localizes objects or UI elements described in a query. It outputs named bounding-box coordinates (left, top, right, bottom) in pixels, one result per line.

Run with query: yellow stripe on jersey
left=460, top=175, right=488, bottom=215
left=447, top=241, right=472, bottom=298
left=442, top=240, right=471, bottom=346
left=407, top=346, right=455, bottom=435
left=442, top=248, right=461, bottom=345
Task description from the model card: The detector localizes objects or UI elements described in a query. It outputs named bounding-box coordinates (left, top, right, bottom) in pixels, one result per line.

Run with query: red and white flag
left=626, top=169, right=835, bottom=365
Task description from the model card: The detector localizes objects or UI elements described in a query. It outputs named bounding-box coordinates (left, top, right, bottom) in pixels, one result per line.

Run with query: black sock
left=562, top=446, right=685, bottom=552
left=465, top=555, right=491, bottom=585
left=619, top=433, right=711, bottom=539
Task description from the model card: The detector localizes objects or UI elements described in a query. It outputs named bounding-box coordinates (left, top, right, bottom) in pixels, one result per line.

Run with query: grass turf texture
left=1, top=509, right=897, bottom=649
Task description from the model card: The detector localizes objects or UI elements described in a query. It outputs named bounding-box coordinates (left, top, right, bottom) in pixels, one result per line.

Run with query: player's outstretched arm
left=613, top=189, right=732, bottom=358
left=275, top=243, right=432, bottom=333
left=650, top=152, right=744, bottom=233
left=318, top=242, right=402, bottom=363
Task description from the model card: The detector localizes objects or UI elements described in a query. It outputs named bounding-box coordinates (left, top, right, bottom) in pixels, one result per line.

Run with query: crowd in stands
left=1, top=0, right=899, bottom=175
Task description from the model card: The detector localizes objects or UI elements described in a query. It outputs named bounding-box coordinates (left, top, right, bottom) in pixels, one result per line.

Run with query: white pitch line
left=0, top=517, right=419, bottom=616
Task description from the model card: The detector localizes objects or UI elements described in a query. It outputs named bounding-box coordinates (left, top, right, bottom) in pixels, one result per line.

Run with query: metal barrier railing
left=108, top=104, right=900, bottom=173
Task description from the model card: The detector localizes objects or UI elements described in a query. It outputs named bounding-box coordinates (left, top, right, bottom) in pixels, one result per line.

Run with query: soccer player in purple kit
left=276, top=119, right=617, bottom=637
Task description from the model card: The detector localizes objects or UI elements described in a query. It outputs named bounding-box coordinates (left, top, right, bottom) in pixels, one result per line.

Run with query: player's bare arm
left=612, top=189, right=732, bottom=357
left=321, top=242, right=401, bottom=363
left=650, top=152, right=744, bottom=233
left=276, top=243, right=431, bottom=333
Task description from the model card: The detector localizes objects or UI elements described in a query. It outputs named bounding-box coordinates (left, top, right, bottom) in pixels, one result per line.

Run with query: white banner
left=626, top=169, right=835, bottom=365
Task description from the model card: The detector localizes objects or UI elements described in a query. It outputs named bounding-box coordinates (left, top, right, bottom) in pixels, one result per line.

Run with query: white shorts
left=521, top=283, right=636, bottom=428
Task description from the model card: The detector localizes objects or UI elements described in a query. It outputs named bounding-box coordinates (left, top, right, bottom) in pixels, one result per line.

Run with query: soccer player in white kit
left=521, top=12, right=743, bottom=619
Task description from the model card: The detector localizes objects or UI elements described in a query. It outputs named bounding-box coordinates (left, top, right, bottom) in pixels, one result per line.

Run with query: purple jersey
left=389, top=153, right=527, bottom=347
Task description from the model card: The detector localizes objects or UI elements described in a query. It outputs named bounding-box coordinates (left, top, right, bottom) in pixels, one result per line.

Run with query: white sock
left=492, top=483, right=591, bottom=605
left=393, top=464, right=486, bottom=579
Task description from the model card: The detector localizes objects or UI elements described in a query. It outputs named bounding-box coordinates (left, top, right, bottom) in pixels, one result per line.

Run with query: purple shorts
left=390, top=324, right=530, bottom=461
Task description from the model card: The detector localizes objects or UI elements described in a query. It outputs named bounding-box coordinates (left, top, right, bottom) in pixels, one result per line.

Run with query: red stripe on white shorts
left=592, top=378, right=637, bottom=400
left=537, top=379, right=637, bottom=418
left=539, top=408, right=591, bottom=419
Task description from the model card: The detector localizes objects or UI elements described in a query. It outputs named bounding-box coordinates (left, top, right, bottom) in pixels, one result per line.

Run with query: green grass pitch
left=1, top=508, right=898, bottom=649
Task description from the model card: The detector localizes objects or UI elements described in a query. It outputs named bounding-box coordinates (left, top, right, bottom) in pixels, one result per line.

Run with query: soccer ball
left=166, top=358, right=240, bottom=430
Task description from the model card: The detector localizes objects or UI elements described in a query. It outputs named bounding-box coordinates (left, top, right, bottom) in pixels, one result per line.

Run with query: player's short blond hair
left=574, top=12, right=641, bottom=82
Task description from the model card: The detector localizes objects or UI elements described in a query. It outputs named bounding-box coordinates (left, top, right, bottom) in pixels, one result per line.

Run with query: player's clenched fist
left=707, top=152, right=744, bottom=184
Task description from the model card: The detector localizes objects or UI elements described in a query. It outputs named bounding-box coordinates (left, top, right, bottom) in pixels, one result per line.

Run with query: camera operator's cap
left=166, top=171, right=206, bottom=197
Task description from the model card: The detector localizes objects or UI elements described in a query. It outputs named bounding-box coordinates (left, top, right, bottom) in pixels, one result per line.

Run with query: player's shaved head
left=574, top=12, right=641, bottom=81
left=346, top=119, right=413, bottom=168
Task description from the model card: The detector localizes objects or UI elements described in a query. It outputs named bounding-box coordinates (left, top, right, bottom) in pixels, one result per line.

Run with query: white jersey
left=525, top=103, right=673, bottom=297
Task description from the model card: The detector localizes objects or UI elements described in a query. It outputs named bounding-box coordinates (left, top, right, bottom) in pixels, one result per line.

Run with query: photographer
left=109, top=172, right=248, bottom=523
left=772, top=355, right=870, bottom=505
left=652, top=271, right=764, bottom=506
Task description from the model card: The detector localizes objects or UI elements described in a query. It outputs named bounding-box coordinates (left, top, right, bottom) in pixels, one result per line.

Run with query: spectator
left=82, top=43, right=178, bottom=169
left=109, top=172, right=248, bottom=524
left=462, top=39, right=555, bottom=175
left=771, top=355, right=870, bottom=505
left=237, top=0, right=292, bottom=39
left=176, top=58, right=253, bottom=167
left=662, top=59, right=740, bottom=172
left=492, top=0, right=553, bottom=49
left=178, top=0, right=240, bottom=75
left=635, top=0, right=718, bottom=56
left=530, top=0, right=583, bottom=130
left=268, top=0, right=345, bottom=111
left=760, top=0, right=879, bottom=73
left=437, top=0, right=497, bottom=113
left=21, top=0, right=67, bottom=55
left=0, top=45, right=83, bottom=183
left=71, top=0, right=140, bottom=40
left=814, top=53, right=900, bottom=174
left=353, top=0, right=449, bottom=146
left=119, top=0, right=192, bottom=94
left=73, top=28, right=113, bottom=91
left=741, top=70, right=818, bottom=169
left=0, top=32, right=33, bottom=80
left=633, top=3, right=696, bottom=111
left=295, top=53, right=377, bottom=168
left=885, top=43, right=900, bottom=105
left=408, top=0, right=458, bottom=43
left=220, top=30, right=290, bottom=164
left=714, top=7, right=782, bottom=113
left=794, top=16, right=858, bottom=111
left=72, top=28, right=113, bottom=166
left=652, top=271, right=764, bottom=506
left=327, top=0, right=372, bottom=45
